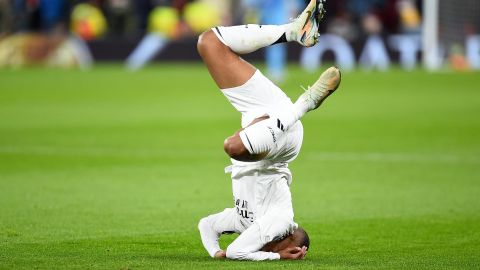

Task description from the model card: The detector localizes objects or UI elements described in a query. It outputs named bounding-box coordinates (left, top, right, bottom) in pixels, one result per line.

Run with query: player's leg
left=200, top=0, right=335, bottom=162
left=197, top=30, right=256, bottom=89
left=223, top=116, right=271, bottom=162
left=197, top=0, right=326, bottom=89
left=223, top=66, right=341, bottom=162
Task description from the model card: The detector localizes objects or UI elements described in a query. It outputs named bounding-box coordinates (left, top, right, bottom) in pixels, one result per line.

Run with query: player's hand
left=279, top=246, right=308, bottom=260
left=214, top=250, right=226, bottom=258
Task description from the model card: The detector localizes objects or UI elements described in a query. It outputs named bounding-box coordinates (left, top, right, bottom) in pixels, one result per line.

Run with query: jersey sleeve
left=198, top=208, right=239, bottom=257
left=225, top=223, right=281, bottom=261
left=198, top=218, right=222, bottom=257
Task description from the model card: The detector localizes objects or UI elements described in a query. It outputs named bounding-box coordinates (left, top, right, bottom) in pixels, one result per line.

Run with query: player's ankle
left=294, top=97, right=312, bottom=117
left=284, top=23, right=296, bottom=43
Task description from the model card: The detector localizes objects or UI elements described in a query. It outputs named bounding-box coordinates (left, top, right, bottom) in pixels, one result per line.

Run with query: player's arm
left=225, top=223, right=307, bottom=261
left=198, top=209, right=240, bottom=258
left=278, top=246, right=308, bottom=260
left=227, top=246, right=306, bottom=261
left=198, top=217, right=223, bottom=258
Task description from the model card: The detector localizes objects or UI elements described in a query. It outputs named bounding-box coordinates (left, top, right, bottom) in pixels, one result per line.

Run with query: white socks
left=293, top=97, right=311, bottom=122
left=270, top=94, right=313, bottom=133
left=213, top=24, right=294, bottom=54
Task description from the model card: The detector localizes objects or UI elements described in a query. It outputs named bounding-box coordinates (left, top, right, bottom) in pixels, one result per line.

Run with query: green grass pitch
left=0, top=64, right=479, bottom=269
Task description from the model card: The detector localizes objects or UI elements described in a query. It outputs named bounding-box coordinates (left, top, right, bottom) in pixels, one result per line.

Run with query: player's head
left=260, top=227, right=310, bottom=253
left=292, top=227, right=310, bottom=249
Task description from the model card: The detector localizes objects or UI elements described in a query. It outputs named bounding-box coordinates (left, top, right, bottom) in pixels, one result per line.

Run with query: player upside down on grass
left=197, top=0, right=341, bottom=261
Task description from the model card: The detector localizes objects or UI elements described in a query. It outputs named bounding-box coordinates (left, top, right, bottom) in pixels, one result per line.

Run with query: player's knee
left=197, top=30, right=218, bottom=57
left=223, top=135, right=248, bottom=159
left=197, top=31, right=208, bottom=54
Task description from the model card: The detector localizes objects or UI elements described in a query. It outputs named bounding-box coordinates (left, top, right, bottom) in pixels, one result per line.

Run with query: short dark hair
left=260, top=226, right=311, bottom=253
left=295, top=227, right=310, bottom=249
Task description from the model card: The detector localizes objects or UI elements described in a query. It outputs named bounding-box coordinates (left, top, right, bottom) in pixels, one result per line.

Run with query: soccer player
left=197, top=0, right=341, bottom=261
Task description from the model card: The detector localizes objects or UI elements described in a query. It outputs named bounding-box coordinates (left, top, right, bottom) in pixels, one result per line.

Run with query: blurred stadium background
left=1, top=0, right=479, bottom=269
left=0, top=0, right=479, bottom=72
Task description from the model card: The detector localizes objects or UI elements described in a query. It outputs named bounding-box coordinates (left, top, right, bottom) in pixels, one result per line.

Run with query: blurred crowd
left=0, top=0, right=233, bottom=38
left=1, top=0, right=479, bottom=71
left=0, top=0, right=423, bottom=39
left=323, top=0, right=422, bottom=39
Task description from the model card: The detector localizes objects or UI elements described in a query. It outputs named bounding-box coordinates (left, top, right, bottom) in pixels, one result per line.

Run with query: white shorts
left=222, top=70, right=294, bottom=128
left=222, top=70, right=304, bottom=164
